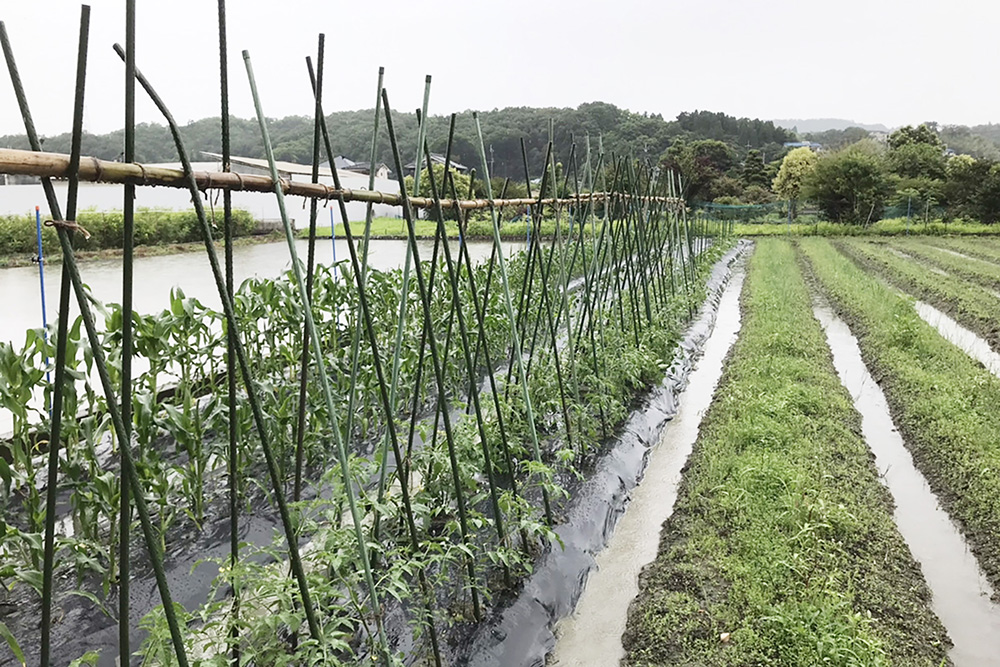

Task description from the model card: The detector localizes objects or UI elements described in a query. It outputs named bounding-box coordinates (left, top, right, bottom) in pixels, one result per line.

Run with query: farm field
left=623, top=236, right=1000, bottom=666
left=6, top=2, right=1000, bottom=664
left=0, top=144, right=730, bottom=663
left=7, top=225, right=1000, bottom=666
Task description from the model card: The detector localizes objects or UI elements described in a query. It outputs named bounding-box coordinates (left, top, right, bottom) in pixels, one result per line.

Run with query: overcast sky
left=2, top=0, right=999, bottom=138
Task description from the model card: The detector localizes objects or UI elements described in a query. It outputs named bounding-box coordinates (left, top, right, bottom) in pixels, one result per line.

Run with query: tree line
left=0, top=105, right=793, bottom=183
left=772, top=125, right=1000, bottom=224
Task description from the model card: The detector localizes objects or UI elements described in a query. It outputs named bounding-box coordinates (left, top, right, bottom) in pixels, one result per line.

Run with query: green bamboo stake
left=243, top=49, right=388, bottom=660
left=447, top=172, right=525, bottom=548
left=402, top=217, right=445, bottom=470
left=422, top=140, right=511, bottom=586
left=473, top=111, right=553, bottom=525
left=5, top=13, right=190, bottom=660
left=308, top=81, right=443, bottom=665
left=7, top=10, right=102, bottom=665
left=502, top=142, right=552, bottom=399
left=340, top=65, right=383, bottom=477
left=567, top=149, right=607, bottom=439
left=294, top=38, right=325, bottom=504
left=215, top=2, right=240, bottom=662
left=376, top=75, right=432, bottom=512
left=549, top=130, right=577, bottom=388
left=465, top=171, right=504, bottom=394
left=120, top=3, right=135, bottom=663
left=384, top=90, right=483, bottom=618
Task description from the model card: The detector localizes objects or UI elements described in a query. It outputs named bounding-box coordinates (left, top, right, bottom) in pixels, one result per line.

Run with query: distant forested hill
left=0, top=104, right=794, bottom=180
left=772, top=118, right=890, bottom=133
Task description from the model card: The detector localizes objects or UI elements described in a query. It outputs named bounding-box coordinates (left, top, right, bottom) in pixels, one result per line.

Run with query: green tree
left=806, top=141, right=889, bottom=224
left=975, top=164, right=1000, bottom=223
left=771, top=147, right=817, bottom=218
left=403, top=163, right=473, bottom=220
left=740, top=149, right=769, bottom=188
left=888, top=124, right=944, bottom=150
left=941, top=154, right=1000, bottom=223
left=886, top=142, right=946, bottom=180
left=943, top=154, right=981, bottom=219
left=803, top=127, right=871, bottom=150
left=885, top=140, right=946, bottom=216
left=663, top=139, right=736, bottom=202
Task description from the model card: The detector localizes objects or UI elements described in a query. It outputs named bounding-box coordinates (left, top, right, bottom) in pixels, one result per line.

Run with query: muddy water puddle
left=814, top=302, right=1000, bottom=666
left=913, top=301, right=1000, bottom=376
left=547, top=257, right=747, bottom=666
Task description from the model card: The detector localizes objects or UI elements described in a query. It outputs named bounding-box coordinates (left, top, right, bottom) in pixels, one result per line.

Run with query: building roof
left=201, top=152, right=334, bottom=178
left=319, top=156, right=356, bottom=170
left=343, top=161, right=391, bottom=174
left=403, top=153, right=469, bottom=172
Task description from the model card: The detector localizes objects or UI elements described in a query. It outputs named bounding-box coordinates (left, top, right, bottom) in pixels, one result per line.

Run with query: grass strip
left=834, top=238, right=1000, bottom=353
left=800, top=236, right=1000, bottom=603
left=305, top=217, right=604, bottom=241
left=931, top=236, right=1000, bottom=266
left=623, top=238, right=947, bottom=666
left=887, top=236, right=1000, bottom=292
left=0, top=207, right=257, bottom=257
left=732, top=218, right=1000, bottom=237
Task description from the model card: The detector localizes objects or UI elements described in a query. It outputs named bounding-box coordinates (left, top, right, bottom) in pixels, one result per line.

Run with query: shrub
left=0, top=207, right=257, bottom=257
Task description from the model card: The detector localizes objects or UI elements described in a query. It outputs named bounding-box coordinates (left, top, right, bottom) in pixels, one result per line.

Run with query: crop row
left=622, top=239, right=947, bottom=666
left=1, top=182, right=728, bottom=664
left=800, top=238, right=1000, bottom=605
left=886, top=237, right=1000, bottom=293
left=931, top=235, right=1000, bottom=265
left=832, top=238, right=1000, bottom=354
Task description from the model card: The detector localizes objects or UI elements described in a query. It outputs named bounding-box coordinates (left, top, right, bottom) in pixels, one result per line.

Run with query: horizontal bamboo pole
left=0, top=147, right=682, bottom=211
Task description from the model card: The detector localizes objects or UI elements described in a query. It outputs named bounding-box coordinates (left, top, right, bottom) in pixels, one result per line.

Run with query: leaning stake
left=242, top=49, right=389, bottom=661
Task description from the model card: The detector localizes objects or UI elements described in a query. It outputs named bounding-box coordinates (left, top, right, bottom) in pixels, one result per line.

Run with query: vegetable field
left=624, top=236, right=1000, bottom=666
left=0, top=5, right=737, bottom=664
left=4, top=3, right=1000, bottom=667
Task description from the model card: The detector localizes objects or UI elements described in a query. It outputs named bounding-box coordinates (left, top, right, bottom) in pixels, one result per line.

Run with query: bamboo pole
left=215, top=1, right=241, bottom=663
left=308, top=69, right=443, bottom=666
left=383, top=89, right=483, bottom=620
left=0, top=147, right=683, bottom=211
left=120, top=2, right=136, bottom=664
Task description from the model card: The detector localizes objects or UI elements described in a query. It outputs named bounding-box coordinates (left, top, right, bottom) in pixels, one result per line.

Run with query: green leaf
left=14, top=568, right=43, bottom=595
left=68, top=650, right=101, bottom=666
left=0, top=621, right=25, bottom=667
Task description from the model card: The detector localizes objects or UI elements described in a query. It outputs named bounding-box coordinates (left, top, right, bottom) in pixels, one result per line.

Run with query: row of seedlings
left=885, top=236, right=1000, bottom=293
left=799, top=237, right=1000, bottom=613
left=623, top=238, right=950, bottom=666
left=832, top=238, right=1000, bottom=353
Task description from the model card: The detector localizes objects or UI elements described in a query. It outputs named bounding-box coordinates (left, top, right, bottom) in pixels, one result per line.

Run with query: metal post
left=33, top=205, right=50, bottom=386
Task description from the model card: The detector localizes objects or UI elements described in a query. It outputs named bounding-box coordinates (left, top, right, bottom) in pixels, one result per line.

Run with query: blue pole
left=34, top=205, right=51, bottom=386
left=526, top=204, right=531, bottom=245
left=330, top=206, right=337, bottom=279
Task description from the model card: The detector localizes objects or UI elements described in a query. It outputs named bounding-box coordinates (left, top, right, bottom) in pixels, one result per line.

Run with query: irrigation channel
left=813, top=301, right=1000, bottom=665
left=548, top=245, right=747, bottom=666
left=0, top=6, right=736, bottom=665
